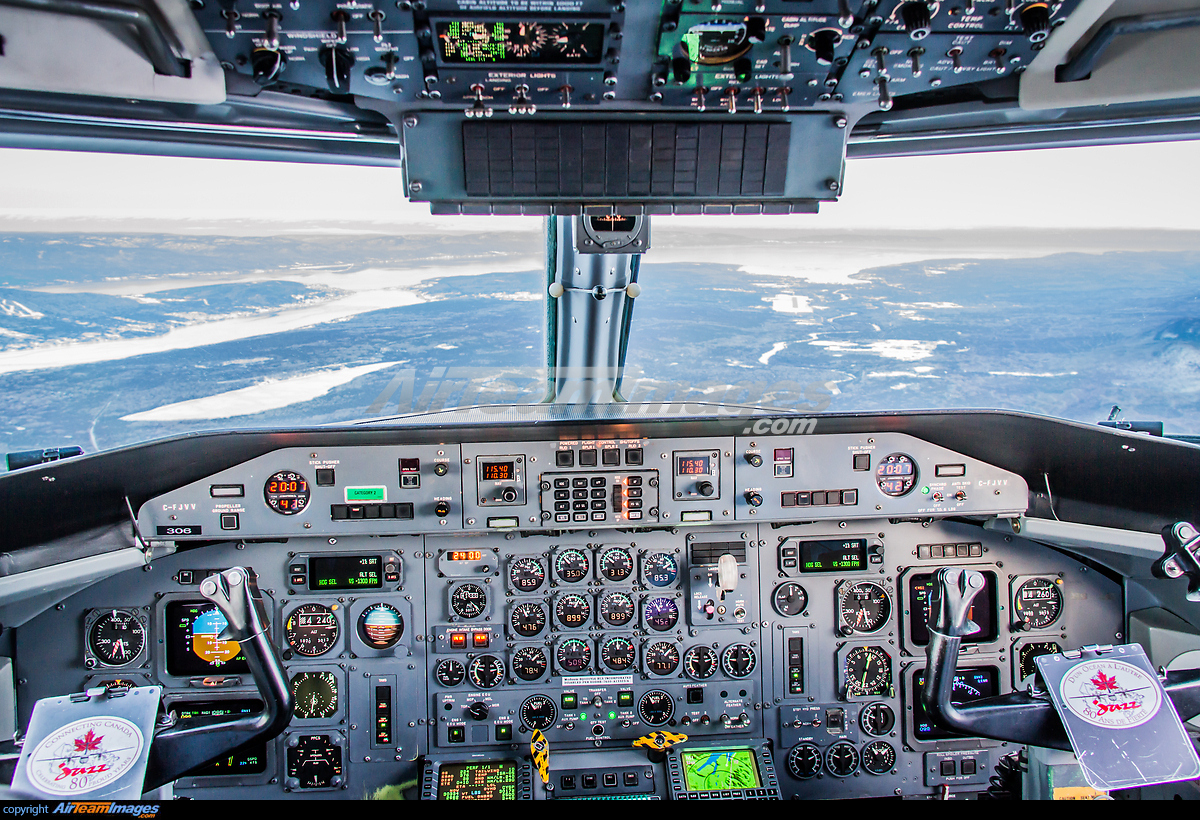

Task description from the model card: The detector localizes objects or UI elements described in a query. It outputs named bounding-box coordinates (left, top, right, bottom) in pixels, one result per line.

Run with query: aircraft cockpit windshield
left=5, top=0, right=1200, bottom=804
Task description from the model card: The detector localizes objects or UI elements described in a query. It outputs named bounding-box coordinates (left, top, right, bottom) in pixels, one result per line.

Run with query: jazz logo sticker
left=26, top=717, right=144, bottom=795
left=1059, top=659, right=1162, bottom=729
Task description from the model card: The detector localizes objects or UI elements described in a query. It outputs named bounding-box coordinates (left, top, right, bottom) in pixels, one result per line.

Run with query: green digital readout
left=345, top=486, right=386, bottom=502
left=437, top=760, right=518, bottom=800
left=435, top=20, right=605, bottom=65
left=308, top=555, right=382, bottom=590
left=799, top=538, right=867, bottom=573
left=680, top=748, right=761, bottom=792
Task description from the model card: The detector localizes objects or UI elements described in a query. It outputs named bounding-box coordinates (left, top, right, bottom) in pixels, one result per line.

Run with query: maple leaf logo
left=73, top=729, right=103, bottom=753
left=1091, top=671, right=1120, bottom=692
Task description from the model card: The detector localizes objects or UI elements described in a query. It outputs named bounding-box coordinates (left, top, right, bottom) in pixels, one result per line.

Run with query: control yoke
left=143, top=567, right=294, bottom=790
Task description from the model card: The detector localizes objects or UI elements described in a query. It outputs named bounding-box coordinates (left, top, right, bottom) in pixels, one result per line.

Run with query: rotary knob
left=810, top=29, right=841, bottom=66
left=434, top=500, right=451, bottom=518
left=319, top=45, right=355, bottom=92
left=745, top=492, right=764, bottom=507
left=697, top=481, right=715, bottom=497
left=900, top=2, right=932, bottom=40
left=467, top=702, right=489, bottom=721
left=1019, top=2, right=1052, bottom=43
left=745, top=452, right=763, bottom=467
left=501, top=487, right=518, bottom=503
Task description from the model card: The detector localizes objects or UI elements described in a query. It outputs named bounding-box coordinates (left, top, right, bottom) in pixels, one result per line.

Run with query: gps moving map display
left=909, top=572, right=998, bottom=645
left=912, top=668, right=999, bottom=740
left=680, top=748, right=761, bottom=792
left=165, top=601, right=250, bottom=676
left=437, top=761, right=518, bottom=800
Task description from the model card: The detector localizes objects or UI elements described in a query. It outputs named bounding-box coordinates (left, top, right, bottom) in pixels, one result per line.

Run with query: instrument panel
left=13, top=427, right=1125, bottom=799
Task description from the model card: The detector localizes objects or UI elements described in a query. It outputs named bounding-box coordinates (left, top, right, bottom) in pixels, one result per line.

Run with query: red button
left=450, top=633, right=467, bottom=648
left=473, top=632, right=490, bottom=648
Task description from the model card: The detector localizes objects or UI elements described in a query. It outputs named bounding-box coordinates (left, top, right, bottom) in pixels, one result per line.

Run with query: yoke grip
left=927, top=567, right=985, bottom=639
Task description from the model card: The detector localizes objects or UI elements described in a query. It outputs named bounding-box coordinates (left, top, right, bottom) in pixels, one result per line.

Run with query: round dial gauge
left=720, top=644, right=757, bottom=678
left=599, top=591, right=635, bottom=627
left=510, top=601, right=547, bottom=637
left=787, top=743, right=822, bottom=780
left=450, top=583, right=487, bottom=619
left=285, top=603, right=340, bottom=657
left=509, top=557, right=545, bottom=592
left=644, top=641, right=680, bottom=676
left=291, top=671, right=339, bottom=719
left=520, top=694, right=558, bottom=731
left=684, top=20, right=751, bottom=64
left=825, top=741, right=859, bottom=777
left=1015, top=578, right=1063, bottom=629
left=772, top=582, right=808, bottom=617
left=264, top=470, right=310, bottom=515
left=643, top=553, right=679, bottom=587
left=88, top=610, right=145, bottom=667
left=644, top=597, right=679, bottom=632
left=357, top=603, right=403, bottom=649
left=554, top=548, right=590, bottom=582
left=599, top=547, right=634, bottom=582
left=859, top=702, right=896, bottom=736
left=1018, top=641, right=1063, bottom=681
left=556, top=638, right=592, bottom=674
left=555, top=593, right=592, bottom=628
left=875, top=453, right=917, bottom=497
left=637, top=690, right=675, bottom=726
left=839, top=582, right=891, bottom=634
left=512, top=646, right=549, bottom=681
left=843, top=645, right=892, bottom=697
left=600, top=636, right=636, bottom=672
left=467, top=654, right=505, bottom=689
left=684, top=645, right=718, bottom=680
left=862, top=740, right=897, bottom=775
left=434, top=658, right=466, bottom=687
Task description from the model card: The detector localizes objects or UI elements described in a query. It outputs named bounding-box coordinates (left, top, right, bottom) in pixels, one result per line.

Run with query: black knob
left=745, top=492, right=763, bottom=507
left=734, top=57, right=753, bottom=84
left=319, top=45, right=355, bottom=92
left=434, top=500, right=451, bottom=518
left=434, top=463, right=449, bottom=476
left=501, top=487, right=518, bottom=503
left=900, top=2, right=932, bottom=40
left=745, top=453, right=763, bottom=467
left=671, top=56, right=691, bottom=84
left=467, top=702, right=489, bottom=721
left=746, top=16, right=767, bottom=43
left=697, top=481, right=715, bottom=497
left=810, top=29, right=841, bottom=66
left=250, top=47, right=286, bottom=85
left=1019, top=2, right=1052, bottom=43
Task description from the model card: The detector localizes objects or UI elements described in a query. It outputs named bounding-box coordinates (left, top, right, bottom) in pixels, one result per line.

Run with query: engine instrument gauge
left=434, top=658, right=466, bottom=687
left=451, top=583, right=487, bottom=619
left=638, top=689, right=675, bottom=725
left=772, top=582, right=808, bottom=617
left=599, top=547, right=634, bottom=582
left=467, top=654, right=505, bottom=689
left=1014, top=578, right=1063, bottom=630
left=556, top=638, right=592, bottom=674
left=644, top=597, right=679, bottom=631
left=843, top=646, right=892, bottom=697
left=825, top=741, right=859, bottom=777
left=285, top=603, right=340, bottom=657
left=859, top=702, right=896, bottom=736
left=555, top=593, right=591, bottom=628
left=684, top=645, right=718, bottom=680
left=599, top=591, right=635, bottom=627
left=643, top=553, right=678, bottom=587
left=555, top=548, right=590, bottom=582
left=291, top=671, right=339, bottom=719
left=875, top=453, right=917, bottom=497
left=509, top=557, right=545, bottom=592
left=786, top=743, right=822, bottom=779
left=1018, top=641, right=1063, bottom=681
left=600, top=636, right=636, bottom=671
left=520, top=694, right=558, bottom=731
left=357, top=603, right=403, bottom=649
left=721, top=644, right=757, bottom=678
left=839, top=582, right=891, bottom=634
left=264, top=470, right=310, bottom=515
left=510, top=601, right=547, bottom=637
left=861, top=740, right=897, bottom=775
left=512, top=646, right=548, bottom=681
left=88, top=610, right=145, bottom=667
left=644, top=641, right=680, bottom=675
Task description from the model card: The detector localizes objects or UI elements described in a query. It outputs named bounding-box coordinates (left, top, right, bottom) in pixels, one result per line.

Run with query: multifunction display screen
left=908, top=572, right=998, bottom=645
left=435, top=20, right=604, bottom=65
left=912, top=667, right=999, bottom=740
left=798, top=539, right=867, bottom=573
left=680, top=748, right=762, bottom=792
left=308, top=555, right=382, bottom=590
left=437, top=760, right=518, bottom=800
left=171, top=699, right=267, bottom=775
left=165, top=601, right=250, bottom=676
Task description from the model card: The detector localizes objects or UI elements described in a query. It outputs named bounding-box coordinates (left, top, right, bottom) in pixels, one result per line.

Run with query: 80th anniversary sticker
left=26, top=717, right=144, bottom=795
left=1059, top=659, right=1162, bottom=729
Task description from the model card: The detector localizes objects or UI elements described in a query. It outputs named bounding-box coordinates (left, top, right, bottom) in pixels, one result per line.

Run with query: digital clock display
left=481, top=462, right=515, bottom=482
left=678, top=456, right=711, bottom=476
left=264, top=470, right=310, bottom=515
left=308, top=555, right=383, bottom=590
left=450, top=550, right=483, bottom=562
